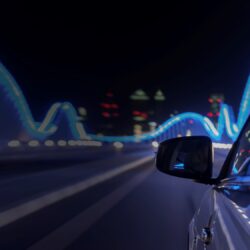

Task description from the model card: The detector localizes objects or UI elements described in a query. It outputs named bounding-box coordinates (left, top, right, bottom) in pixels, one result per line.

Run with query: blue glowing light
left=174, top=163, right=185, bottom=169
left=232, top=166, right=239, bottom=175
left=230, top=185, right=241, bottom=190
left=0, top=63, right=88, bottom=140
left=0, top=62, right=249, bottom=142
left=237, top=75, right=250, bottom=131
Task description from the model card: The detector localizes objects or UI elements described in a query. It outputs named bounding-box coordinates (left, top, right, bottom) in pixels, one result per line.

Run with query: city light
left=28, top=140, right=40, bottom=147
left=44, top=140, right=55, bottom=147
left=57, top=140, right=67, bottom=147
left=113, top=141, right=124, bottom=149
left=8, top=140, right=21, bottom=148
left=154, top=89, right=166, bottom=101
left=212, top=143, right=233, bottom=149
left=152, top=141, right=159, bottom=148
left=82, top=141, right=103, bottom=147
left=130, top=89, right=150, bottom=101
left=68, top=140, right=77, bottom=146
left=0, top=62, right=250, bottom=143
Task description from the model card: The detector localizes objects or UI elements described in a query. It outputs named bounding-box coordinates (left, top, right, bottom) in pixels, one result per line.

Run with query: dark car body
left=156, top=117, right=250, bottom=250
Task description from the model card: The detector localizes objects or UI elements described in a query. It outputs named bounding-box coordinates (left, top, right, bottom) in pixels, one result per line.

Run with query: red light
left=217, top=98, right=222, bottom=103
left=133, top=111, right=141, bottom=115
left=207, top=112, right=213, bottom=118
left=141, top=112, right=148, bottom=119
left=102, top=112, right=110, bottom=118
left=216, top=112, right=220, bottom=117
left=106, top=92, right=113, bottom=97
left=208, top=98, right=213, bottom=103
left=111, top=104, right=119, bottom=109
left=101, top=103, right=111, bottom=109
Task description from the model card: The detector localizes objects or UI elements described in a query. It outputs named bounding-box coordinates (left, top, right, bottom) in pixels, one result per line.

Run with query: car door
left=190, top=118, right=250, bottom=250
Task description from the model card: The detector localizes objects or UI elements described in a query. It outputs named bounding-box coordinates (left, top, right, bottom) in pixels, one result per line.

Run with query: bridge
left=0, top=63, right=249, bottom=149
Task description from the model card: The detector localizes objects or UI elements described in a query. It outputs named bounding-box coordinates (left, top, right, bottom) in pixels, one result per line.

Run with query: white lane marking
left=28, top=166, right=154, bottom=250
left=0, top=156, right=153, bottom=228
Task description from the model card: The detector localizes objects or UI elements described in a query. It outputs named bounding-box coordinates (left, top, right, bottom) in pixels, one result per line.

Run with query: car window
left=228, top=119, right=250, bottom=176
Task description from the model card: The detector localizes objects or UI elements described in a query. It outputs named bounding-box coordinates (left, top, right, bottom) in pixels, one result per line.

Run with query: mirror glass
left=156, top=136, right=213, bottom=180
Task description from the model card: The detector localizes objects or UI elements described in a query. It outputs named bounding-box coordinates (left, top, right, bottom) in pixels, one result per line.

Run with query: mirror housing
left=156, top=136, right=214, bottom=184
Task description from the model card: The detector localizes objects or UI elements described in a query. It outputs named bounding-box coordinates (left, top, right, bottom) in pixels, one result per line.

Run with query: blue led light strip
left=0, top=63, right=87, bottom=140
left=0, top=62, right=249, bottom=142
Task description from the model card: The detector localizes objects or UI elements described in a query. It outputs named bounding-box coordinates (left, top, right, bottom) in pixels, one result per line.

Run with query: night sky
left=0, top=1, right=250, bottom=125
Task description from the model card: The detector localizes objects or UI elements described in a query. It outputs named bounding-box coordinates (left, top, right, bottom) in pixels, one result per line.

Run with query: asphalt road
left=0, top=147, right=228, bottom=250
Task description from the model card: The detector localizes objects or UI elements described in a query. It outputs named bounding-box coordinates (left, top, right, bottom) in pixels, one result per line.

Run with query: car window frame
left=216, top=116, right=250, bottom=183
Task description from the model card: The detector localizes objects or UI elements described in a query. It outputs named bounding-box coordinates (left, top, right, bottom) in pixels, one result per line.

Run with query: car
left=156, top=116, right=250, bottom=250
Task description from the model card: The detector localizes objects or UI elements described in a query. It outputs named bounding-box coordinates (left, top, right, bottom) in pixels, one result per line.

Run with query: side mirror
left=156, top=136, right=213, bottom=183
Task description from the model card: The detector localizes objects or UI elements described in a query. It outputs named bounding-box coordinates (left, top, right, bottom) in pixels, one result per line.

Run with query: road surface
left=0, top=146, right=228, bottom=250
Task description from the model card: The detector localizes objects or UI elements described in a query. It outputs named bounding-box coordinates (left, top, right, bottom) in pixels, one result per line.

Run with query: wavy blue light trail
left=0, top=63, right=87, bottom=140
left=0, top=62, right=249, bottom=142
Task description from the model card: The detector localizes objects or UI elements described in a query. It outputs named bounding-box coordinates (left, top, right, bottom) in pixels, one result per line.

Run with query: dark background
left=0, top=1, right=250, bottom=129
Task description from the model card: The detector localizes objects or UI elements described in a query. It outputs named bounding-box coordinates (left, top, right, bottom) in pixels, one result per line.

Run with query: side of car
left=156, top=117, right=250, bottom=250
